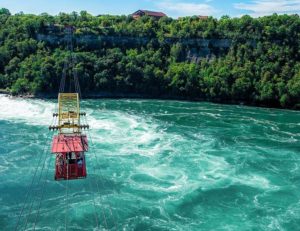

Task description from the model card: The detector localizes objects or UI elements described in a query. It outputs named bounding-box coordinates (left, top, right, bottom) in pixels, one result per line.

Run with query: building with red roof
left=132, top=10, right=166, bottom=20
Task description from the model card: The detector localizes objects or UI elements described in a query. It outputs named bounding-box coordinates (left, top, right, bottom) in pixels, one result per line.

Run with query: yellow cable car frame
left=58, top=93, right=81, bottom=134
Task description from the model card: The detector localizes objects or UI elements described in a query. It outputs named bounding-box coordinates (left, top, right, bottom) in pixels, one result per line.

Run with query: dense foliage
left=0, top=9, right=299, bottom=108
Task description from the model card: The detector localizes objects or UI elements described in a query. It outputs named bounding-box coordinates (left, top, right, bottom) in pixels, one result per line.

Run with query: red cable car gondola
left=50, top=93, right=90, bottom=180
left=52, top=134, right=88, bottom=180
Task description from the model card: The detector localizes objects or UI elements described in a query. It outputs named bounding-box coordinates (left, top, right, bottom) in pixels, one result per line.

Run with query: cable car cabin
left=55, top=152, right=86, bottom=180
left=52, top=134, right=88, bottom=180
left=50, top=93, right=90, bottom=181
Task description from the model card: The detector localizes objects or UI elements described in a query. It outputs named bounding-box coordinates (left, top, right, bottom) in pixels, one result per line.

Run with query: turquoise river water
left=0, top=95, right=300, bottom=231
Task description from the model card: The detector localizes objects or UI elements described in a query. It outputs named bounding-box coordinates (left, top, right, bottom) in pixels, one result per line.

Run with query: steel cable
left=83, top=115, right=119, bottom=230
left=14, top=115, right=55, bottom=231
left=32, top=115, right=58, bottom=230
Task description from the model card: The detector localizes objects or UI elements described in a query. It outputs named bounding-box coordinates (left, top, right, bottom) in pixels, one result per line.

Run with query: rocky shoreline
left=1, top=91, right=299, bottom=111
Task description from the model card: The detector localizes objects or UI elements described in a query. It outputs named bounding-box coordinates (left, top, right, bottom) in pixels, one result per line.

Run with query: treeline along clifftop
left=0, top=8, right=299, bottom=108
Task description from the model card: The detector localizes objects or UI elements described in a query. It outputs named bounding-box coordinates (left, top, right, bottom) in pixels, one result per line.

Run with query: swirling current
left=0, top=95, right=300, bottom=231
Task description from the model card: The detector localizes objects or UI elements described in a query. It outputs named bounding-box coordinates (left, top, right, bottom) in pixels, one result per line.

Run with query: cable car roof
left=51, top=134, right=88, bottom=153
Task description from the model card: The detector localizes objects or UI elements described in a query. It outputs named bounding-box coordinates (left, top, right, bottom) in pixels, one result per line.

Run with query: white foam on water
left=88, top=116, right=117, bottom=131
left=201, top=112, right=222, bottom=119
left=0, top=165, right=8, bottom=174
left=189, top=153, right=275, bottom=192
left=0, top=95, right=55, bottom=126
left=235, top=174, right=272, bottom=189
left=87, top=109, right=176, bottom=158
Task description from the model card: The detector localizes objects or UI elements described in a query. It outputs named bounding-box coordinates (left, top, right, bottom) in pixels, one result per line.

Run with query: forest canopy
left=0, top=8, right=299, bottom=108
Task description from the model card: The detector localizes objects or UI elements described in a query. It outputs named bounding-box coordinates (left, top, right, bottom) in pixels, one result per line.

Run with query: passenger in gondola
left=77, top=158, right=83, bottom=167
left=58, top=155, right=64, bottom=176
left=68, top=152, right=72, bottom=160
left=77, top=157, right=83, bottom=176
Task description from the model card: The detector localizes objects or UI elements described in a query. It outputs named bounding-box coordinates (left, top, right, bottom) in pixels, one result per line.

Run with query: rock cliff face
left=37, top=34, right=232, bottom=47
left=37, top=34, right=234, bottom=60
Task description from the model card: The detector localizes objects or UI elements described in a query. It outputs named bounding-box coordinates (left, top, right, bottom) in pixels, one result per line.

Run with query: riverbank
left=2, top=91, right=299, bottom=111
